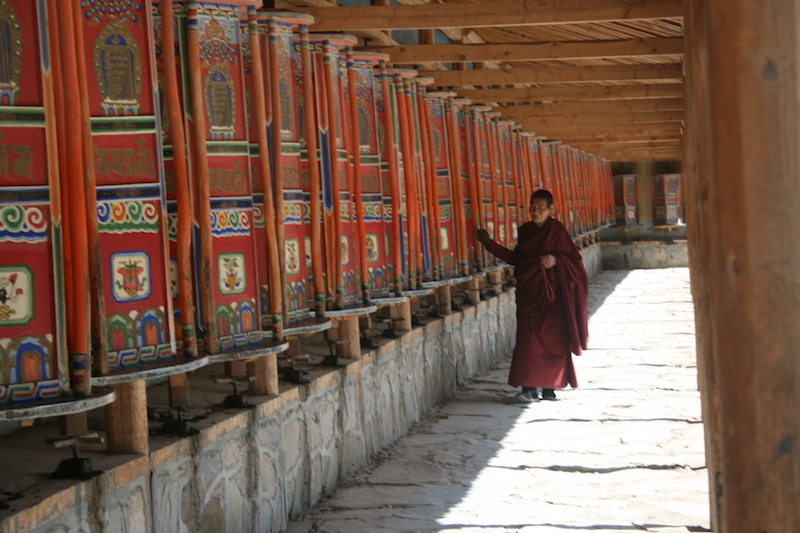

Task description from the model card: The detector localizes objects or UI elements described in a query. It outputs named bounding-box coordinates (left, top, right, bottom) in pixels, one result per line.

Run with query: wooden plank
left=545, top=133, right=682, bottom=144
left=602, top=151, right=683, bottom=161
left=370, top=37, right=684, bottom=64
left=568, top=139, right=681, bottom=150
left=503, top=97, right=684, bottom=117
left=532, top=124, right=683, bottom=136
left=456, top=83, right=684, bottom=103
left=426, top=63, right=684, bottom=88
left=293, top=0, right=684, bottom=31
left=517, top=110, right=685, bottom=128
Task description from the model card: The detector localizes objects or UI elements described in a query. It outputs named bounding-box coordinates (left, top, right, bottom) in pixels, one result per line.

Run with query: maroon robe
left=484, top=217, right=589, bottom=389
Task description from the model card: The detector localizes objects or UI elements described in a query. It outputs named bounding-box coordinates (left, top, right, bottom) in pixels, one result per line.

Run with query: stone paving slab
left=285, top=268, right=711, bottom=533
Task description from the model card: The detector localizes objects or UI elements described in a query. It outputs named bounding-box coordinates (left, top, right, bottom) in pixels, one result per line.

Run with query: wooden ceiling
left=272, top=0, right=685, bottom=162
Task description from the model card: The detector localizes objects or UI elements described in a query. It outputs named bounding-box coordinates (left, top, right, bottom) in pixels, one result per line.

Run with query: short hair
left=530, top=189, right=554, bottom=207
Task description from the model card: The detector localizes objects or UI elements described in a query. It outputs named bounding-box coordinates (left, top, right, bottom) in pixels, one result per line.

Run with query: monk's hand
left=540, top=254, right=556, bottom=269
left=476, top=228, right=491, bottom=245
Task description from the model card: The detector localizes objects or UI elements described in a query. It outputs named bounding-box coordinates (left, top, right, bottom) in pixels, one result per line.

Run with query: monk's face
left=529, top=198, right=553, bottom=227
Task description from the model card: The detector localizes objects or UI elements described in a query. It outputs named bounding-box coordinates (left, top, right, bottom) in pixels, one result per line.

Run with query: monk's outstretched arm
left=476, top=229, right=516, bottom=265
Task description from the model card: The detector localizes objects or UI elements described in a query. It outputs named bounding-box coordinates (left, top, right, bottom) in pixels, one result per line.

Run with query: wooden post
left=168, top=374, right=191, bottom=407
left=686, top=0, right=800, bottom=530
left=467, top=277, right=481, bottom=305
left=248, top=355, right=279, bottom=396
left=435, top=286, right=451, bottom=315
left=107, top=381, right=149, bottom=455
left=393, top=299, right=412, bottom=332
left=337, top=317, right=361, bottom=359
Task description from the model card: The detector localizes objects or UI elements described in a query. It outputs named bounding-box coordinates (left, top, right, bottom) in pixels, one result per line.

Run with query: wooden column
left=686, top=0, right=800, bottom=531
left=336, top=317, right=361, bottom=359
left=435, top=286, right=451, bottom=315
left=107, top=381, right=149, bottom=455
left=248, top=355, right=279, bottom=396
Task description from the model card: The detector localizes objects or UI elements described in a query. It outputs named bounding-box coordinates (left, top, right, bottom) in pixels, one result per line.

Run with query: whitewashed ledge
left=0, top=241, right=602, bottom=533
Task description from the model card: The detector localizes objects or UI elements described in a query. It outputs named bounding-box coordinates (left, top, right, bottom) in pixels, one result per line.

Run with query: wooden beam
left=516, top=110, right=685, bottom=128
left=567, top=139, right=681, bottom=151
left=370, top=37, right=684, bottom=64
left=427, top=62, right=684, bottom=88
left=536, top=127, right=683, bottom=140
left=294, top=0, right=684, bottom=31
left=502, top=97, right=684, bottom=117
left=456, top=83, right=684, bottom=103
left=602, top=151, right=683, bottom=161
left=530, top=122, right=683, bottom=133
left=554, top=134, right=682, bottom=145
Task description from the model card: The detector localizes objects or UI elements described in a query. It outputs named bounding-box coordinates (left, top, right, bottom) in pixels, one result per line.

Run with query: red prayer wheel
left=242, top=11, right=315, bottom=334
left=0, top=0, right=71, bottom=404
left=155, top=0, right=263, bottom=354
left=303, top=33, right=366, bottom=310
left=423, top=91, right=461, bottom=278
left=75, top=1, right=179, bottom=370
left=653, top=173, right=684, bottom=225
left=344, top=51, right=390, bottom=300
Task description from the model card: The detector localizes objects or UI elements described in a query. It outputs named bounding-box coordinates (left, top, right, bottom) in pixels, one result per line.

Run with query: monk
left=477, top=189, right=589, bottom=402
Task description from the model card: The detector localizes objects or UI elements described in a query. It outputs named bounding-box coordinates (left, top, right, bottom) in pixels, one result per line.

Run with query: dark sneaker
left=515, top=390, right=539, bottom=403
left=541, top=389, right=557, bottom=401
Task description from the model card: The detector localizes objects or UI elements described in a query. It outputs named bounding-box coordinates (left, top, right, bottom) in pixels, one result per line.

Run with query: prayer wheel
left=613, top=174, right=639, bottom=226
left=466, top=105, right=494, bottom=270
left=449, top=98, right=472, bottom=277
left=401, top=76, right=432, bottom=290
left=423, top=91, right=461, bottom=278
left=393, top=71, right=422, bottom=289
left=0, top=0, right=71, bottom=405
left=497, top=120, right=519, bottom=244
left=303, top=33, right=365, bottom=310
left=241, top=11, right=315, bottom=333
left=79, top=0, right=179, bottom=371
left=374, top=62, right=407, bottom=293
left=344, top=51, right=390, bottom=300
left=653, top=173, right=684, bottom=225
left=155, top=0, right=263, bottom=354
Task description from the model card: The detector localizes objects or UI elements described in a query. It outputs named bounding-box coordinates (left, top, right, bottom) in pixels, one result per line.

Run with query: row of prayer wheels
left=0, top=0, right=613, bottom=447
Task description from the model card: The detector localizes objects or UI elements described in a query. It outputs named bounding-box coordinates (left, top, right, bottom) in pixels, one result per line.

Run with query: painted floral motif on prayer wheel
left=79, top=0, right=179, bottom=369
left=155, top=1, right=261, bottom=353
left=613, top=174, right=639, bottom=226
left=0, top=0, right=69, bottom=404
left=653, top=173, right=683, bottom=225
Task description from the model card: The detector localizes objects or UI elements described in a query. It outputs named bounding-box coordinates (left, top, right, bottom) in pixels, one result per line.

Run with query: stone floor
left=285, top=268, right=711, bottom=533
